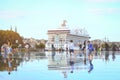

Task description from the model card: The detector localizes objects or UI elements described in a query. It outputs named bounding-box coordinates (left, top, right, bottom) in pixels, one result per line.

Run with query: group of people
left=68, top=40, right=94, bottom=76
left=0, top=41, right=31, bottom=75
left=63, top=40, right=94, bottom=60
left=1, top=42, right=13, bottom=60
left=51, top=39, right=94, bottom=74
left=0, top=42, right=16, bottom=75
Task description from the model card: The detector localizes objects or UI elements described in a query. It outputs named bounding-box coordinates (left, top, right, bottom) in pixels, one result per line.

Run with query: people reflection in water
left=51, top=44, right=56, bottom=61
left=24, top=52, right=31, bottom=61
left=104, top=42, right=109, bottom=61
left=1, top=42, right=8, bottom=61
left=0, top=56, right=20, bottom=75
left=0, top=50, right=21, bottom=75
left=7, top=56, right=13, bottom=75
left=112, top=43, right=116, bottom=61
left=62, top=70, right=67, bottom=78
left=69, top=55, right=75, bottom=73
left=84, top=57, right=87, bottom=65
left=88, top=60, right=94, bottom=73
left=105, top=51, right=109, bottom=61
left=112, top=52, right=115, bottom=61
left=88, top=54, right=94, bottom=73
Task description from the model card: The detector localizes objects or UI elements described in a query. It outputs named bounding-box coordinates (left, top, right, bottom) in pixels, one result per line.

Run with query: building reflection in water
left=48, top=51, right=91, bottom=78
left=47, top=51, right=118, bottom=77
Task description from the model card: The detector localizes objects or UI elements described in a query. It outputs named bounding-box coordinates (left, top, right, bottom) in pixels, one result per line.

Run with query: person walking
left=69, top=40, right=74, bottom=56
left=1, top=42, right=8, bottom=62
left=87, top=41, right=94, bottom=60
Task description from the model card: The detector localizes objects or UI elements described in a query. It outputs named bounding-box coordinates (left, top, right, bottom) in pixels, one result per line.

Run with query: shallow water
left=0, top=51, right=120, bottom=80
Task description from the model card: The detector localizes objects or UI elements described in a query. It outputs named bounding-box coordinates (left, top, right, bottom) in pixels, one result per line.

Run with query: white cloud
left=87, top=0, right=120, bottom=3
left=0, top=11, right=27, bottom=19
left=0, top=10, right=41, bottom=19
left=88, top=8, right=120, bottom=15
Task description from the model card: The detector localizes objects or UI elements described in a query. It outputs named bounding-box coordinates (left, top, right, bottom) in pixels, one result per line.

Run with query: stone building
left=46, top=20, right=90, bottom=50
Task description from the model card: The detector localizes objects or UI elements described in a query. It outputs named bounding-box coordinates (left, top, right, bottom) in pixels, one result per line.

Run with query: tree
left=35, top=43, right=45, bottom=49
left=35, top=43, right=45, bottom=53
left=0, top=30, right=23, bottom=49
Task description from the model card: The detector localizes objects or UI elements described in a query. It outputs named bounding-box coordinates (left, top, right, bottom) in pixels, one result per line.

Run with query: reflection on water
left=88, top=60, right=93, bottom=73
left=0, top=52, right=27, bottom=75
left=0, top=52, right=47, bottom=75
left=0, top=51, right=120, bottom=80
left=105, top=51, right=110, bottom=62
left=112, top=51, right=116, bottom=61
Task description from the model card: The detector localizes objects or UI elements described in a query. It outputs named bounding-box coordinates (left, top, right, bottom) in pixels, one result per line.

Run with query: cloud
left=87, top=0, right=120, bottom=3
left=0, top=11, right=27, bottom=19
left=0, top=10, right=46, bottom=19
left=88, top=8, right=120, bottom=15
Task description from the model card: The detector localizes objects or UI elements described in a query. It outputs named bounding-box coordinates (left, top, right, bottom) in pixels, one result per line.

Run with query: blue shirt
left=88, top=43, right=94, bottom=51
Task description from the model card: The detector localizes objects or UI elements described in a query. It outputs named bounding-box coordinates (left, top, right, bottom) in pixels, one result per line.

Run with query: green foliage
left=35, top=43, right=45, bottom=49
left=0, top=30, right=23, bottom=48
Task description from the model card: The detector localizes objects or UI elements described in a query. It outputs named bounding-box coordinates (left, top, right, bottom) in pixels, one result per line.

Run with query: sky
left=0, top=0, right=120, bottom=42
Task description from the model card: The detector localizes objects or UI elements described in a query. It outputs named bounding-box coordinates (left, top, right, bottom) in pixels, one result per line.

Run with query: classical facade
left=46, top=20, right=90, bottom=50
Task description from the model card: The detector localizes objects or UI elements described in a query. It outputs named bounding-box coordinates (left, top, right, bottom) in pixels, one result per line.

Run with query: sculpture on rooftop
left=61, top=20, right=67, bottom=27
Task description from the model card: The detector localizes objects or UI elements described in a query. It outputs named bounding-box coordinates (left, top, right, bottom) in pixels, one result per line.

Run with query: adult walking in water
left=1, top=42, right=8, bottom=62
left=87, top=41, right=94, bottom=60
left=87, top=41, right=94, bottom=73
left=7, top=42, right=13, bottom=59
left=69, top=40, right=74, bottom=56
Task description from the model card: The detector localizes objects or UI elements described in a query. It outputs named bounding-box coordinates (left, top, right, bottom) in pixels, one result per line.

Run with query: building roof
left=47, top=21, right=90, bottom=37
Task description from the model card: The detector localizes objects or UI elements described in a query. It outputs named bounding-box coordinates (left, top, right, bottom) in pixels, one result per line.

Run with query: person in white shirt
left=69, top=40, right=74, bottom=56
